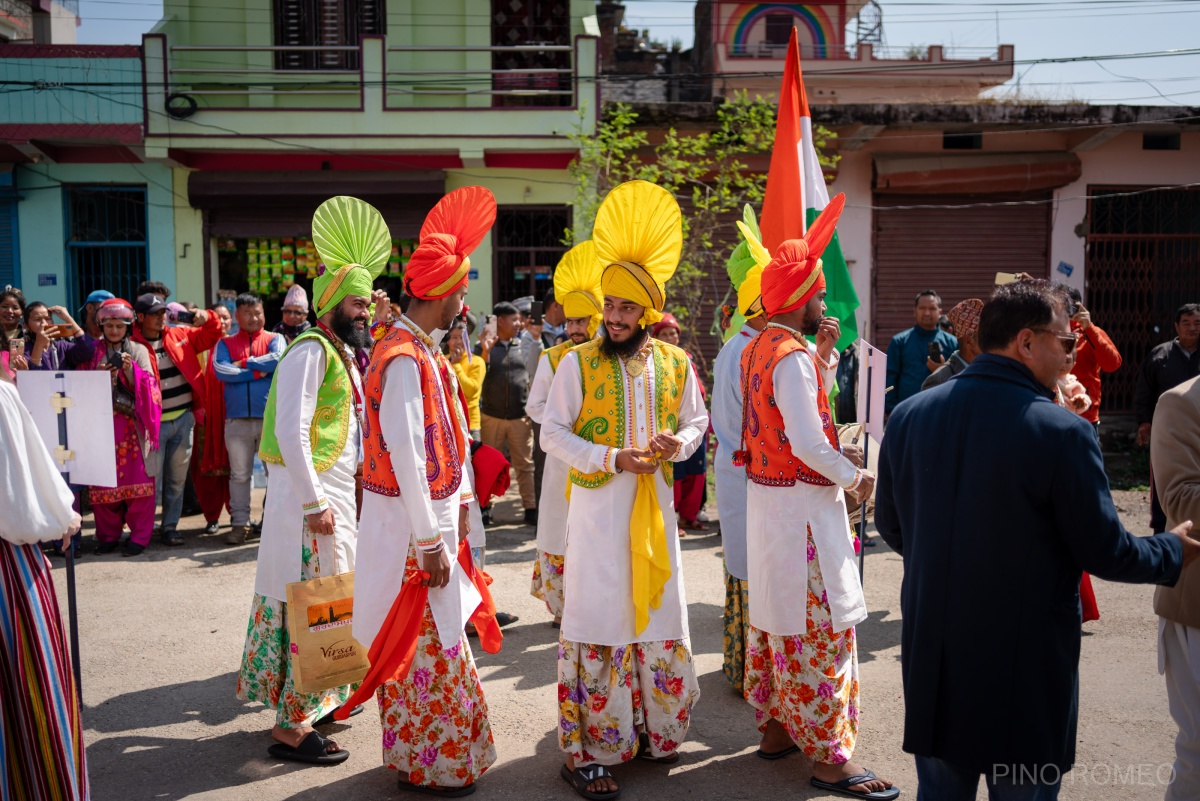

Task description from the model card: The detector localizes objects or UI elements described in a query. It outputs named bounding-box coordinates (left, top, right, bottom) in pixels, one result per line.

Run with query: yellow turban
left=734, top=219, right=770, bottom=319
left=554, top=240, right=603, bottom=337
left=739, top=265, right=765, bottom=319
left=593, top=181, right=682, bottom=327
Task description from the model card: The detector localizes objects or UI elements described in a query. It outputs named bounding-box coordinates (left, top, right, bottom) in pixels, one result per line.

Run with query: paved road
left=53, top=488, right=1177, bottom=800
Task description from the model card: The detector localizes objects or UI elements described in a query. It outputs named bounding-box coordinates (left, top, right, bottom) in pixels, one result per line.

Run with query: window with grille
left=492, top=206, right=571, bottom=304
left=491, top=0, right=571, bottom=107
left=1085, top=186, right=1200, bottom=414
left=273, top=0, right=386, bottom=71
left=65, top=187, right=148, bottom=310
left=764, top=13, right=794, bottom=46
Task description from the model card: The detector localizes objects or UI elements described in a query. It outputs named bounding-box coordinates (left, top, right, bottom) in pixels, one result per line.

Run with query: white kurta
left=354, top=323, right=480, bottom=651
left=526, top=351, right=571, bottom=555
left=746, top=337, right=865, bottom=636
left=542, top=347, right=709, bottom=646
left=255, top=338, right=362, bottom=603
left=711, top=324, right=757, bottom=581
left=0, top=381, right=77, bottom=545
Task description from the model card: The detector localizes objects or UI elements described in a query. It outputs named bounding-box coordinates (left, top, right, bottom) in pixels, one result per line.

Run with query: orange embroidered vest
left=362, top=325, right=466, bottom=500
left=735, top=327, right=840, bottom=487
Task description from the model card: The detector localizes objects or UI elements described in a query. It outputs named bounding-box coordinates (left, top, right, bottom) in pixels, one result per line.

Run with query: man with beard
left=354, top=186, right=499, bottom=795
left=737, top=195, right=898, bottom=800
left=234, top=196, right=386, bottom=766
left=542, top=181, right=708, bottom=800
left=525, top=240, right=603, bottom=627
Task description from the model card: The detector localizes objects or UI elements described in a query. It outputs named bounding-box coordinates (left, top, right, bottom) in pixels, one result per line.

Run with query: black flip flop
left=314, top=703, right=364, bottom=728
left=810, top=769, right=900, bottom=800
left=397, top=777, right=477, bottom=797
left=756, top=744, right=800, bottom=760
left=267, top=730, right=349, bottom=765
left=560, top=763, right=621, bottom=800
left=637, top=733, right=680, bottom=764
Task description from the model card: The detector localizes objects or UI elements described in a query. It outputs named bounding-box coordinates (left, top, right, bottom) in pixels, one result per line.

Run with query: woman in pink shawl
left=68, top=297, right=161, bottom=557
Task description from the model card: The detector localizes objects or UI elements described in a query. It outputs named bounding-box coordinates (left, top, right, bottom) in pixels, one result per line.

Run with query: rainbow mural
left=723, top=3, right=838, bottom=54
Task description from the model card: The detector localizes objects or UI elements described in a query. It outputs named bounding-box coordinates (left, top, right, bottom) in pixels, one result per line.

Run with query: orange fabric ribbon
left=335, top=541, right=502, bottom=718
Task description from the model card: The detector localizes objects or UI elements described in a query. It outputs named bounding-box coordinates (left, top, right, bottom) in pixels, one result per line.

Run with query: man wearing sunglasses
left=875, top=279, right=1198, bottom=801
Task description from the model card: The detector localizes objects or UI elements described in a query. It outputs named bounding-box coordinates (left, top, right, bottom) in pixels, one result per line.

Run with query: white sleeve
left=379, top=358, right=454, bottom=552
left=0, top=384, right=77, bottom=545
left=541, top=352, right=617, bottom=475
left=525, top=353, right=554, bottom=423
left=776, top=352, right=860, bottom=489
left=668, top=364, right=709, bottom=462
left=272, top=339, right=328, bottom=513
left=710, top=344, right=743, bottom=454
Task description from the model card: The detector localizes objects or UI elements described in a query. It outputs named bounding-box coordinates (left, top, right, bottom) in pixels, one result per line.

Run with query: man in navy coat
left=875, top=280, right=1199, bottom=801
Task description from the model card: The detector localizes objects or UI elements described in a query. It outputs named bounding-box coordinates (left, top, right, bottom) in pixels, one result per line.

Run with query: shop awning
left=873, top=152, right=1082, bottom=195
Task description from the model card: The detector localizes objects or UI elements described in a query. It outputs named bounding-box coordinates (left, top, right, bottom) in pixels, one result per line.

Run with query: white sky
left=75, top=0, right=1200, bottom=106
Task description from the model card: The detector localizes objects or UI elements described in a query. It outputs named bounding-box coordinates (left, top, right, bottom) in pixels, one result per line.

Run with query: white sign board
left=856, top=340, right=887, bottom=444
left=16, top=371, right=117, bottom=488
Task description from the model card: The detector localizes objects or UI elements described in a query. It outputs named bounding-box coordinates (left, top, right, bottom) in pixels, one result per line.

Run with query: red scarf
left=335, top=540, right=501, bottom=719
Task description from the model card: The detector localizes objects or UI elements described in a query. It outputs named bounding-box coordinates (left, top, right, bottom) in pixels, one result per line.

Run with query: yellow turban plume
left=593, top=181, right=683, bottom=327
left=553, top=240, right=603, bottom=338
left=735, top=219, right=770, bottom=319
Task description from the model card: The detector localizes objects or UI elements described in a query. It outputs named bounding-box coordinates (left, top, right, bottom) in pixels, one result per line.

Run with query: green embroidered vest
left=568, top=338, right=690, bottom=490
left=259, top=328, right=353, bottom=473
left=545, top=339, right=575, bottom=373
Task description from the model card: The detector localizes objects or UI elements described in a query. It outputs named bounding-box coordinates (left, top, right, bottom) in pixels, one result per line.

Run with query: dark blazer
left=875, top=353, right=1183, bottom=774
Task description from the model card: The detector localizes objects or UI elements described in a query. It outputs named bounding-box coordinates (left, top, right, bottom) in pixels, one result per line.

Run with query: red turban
left=760, top=193, right=846, bottom=316
left=405, top=186, right=497, bottom=300
left=650, top=313, right=680, bottom=339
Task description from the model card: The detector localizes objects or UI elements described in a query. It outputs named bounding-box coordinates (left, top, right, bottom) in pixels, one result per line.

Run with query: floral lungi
left=235, top=523, right=354, bottom=728
left=557, top=637, right=700, bottom=767
left=722, top=570, right=751, bottom=695
left=530, top=550, right=565, bottom=619
left=743, top=527, right=859, bottom=765
left=375, top=549, right=496, bottom=789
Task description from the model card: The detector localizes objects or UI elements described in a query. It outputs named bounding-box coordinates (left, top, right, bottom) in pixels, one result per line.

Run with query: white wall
left=828, top=150, right=875, bottom=342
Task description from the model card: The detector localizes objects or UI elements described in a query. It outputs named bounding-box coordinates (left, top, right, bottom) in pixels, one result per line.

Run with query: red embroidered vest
left=736, top=327, right=840, bottom=487
left=362, top=325, right=465, bottom=500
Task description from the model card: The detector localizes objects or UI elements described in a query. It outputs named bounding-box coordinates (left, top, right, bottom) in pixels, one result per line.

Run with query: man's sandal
left=397, top=777, right=476, bottom=797
left=810, top=770, right=900, bottom=800
left=266, top=731, right=348, bottom=765
left=560, top=763, right=620, bottom=800
left=637, top=732, right=680, bottom=764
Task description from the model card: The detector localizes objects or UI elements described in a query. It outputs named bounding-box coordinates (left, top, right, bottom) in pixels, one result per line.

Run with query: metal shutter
left=873, top=193, right=1051, bottom=348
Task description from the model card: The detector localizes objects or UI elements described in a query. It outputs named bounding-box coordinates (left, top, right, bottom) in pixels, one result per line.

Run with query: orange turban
left=405, top=186, right=497, bottom=300
left=760, top=193, right=846, bottom=316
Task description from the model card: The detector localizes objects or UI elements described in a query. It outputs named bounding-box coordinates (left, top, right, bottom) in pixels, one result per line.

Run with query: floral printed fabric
left=235, top=523, right=354, bottom=728
left=722, top=570, right=751, bottom=695
left=743, top=526, right=859, bottom=765
left=557, top=637, right=699, bottom=767
left=376, top=549, right=496, bottom=789
left=530, top=550, right=565, bottom=619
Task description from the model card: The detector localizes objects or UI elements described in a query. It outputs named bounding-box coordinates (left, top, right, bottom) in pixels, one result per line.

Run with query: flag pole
left=857, top=356, right=872, bottom=584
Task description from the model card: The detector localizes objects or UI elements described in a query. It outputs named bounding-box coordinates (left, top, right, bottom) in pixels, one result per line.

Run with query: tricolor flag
left=760, top=27, right=859, bottom=351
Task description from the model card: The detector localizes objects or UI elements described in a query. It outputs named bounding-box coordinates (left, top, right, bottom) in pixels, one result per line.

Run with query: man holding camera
left=885, top=289, right=957, bottom=414
left=132, top=293, right=223, bottom=547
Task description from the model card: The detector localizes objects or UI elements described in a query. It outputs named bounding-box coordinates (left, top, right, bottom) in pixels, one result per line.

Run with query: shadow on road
left=86, top=671, right=257, bottom=732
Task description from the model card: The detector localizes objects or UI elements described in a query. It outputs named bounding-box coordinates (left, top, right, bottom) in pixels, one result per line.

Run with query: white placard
left=16, top=370, right=117, bottom=488
left=856, top=340, right=887, bottom=444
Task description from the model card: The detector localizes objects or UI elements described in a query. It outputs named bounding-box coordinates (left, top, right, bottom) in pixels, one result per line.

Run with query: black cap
left=134, top=293, right=169, bottom=315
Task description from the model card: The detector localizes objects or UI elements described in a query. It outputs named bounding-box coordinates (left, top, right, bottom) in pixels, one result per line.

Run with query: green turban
left=311, top=196, right=392, bottom=318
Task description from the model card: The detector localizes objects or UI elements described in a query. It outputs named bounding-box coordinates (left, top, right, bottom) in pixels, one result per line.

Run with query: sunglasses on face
left=1032, top=328, right=1079, bottom=354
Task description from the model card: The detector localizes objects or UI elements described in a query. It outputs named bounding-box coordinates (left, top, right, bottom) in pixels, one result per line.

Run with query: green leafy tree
left=567, top=93, right=839, bottom=373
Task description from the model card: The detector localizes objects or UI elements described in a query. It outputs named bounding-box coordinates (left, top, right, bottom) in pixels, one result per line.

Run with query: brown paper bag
left=285, top=571, right=371, bottom=695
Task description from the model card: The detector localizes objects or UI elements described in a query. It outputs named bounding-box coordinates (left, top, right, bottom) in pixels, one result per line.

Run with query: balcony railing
left=157, top=36, right=582, bottom=111
left=728, top=42, right=855, bottom=60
